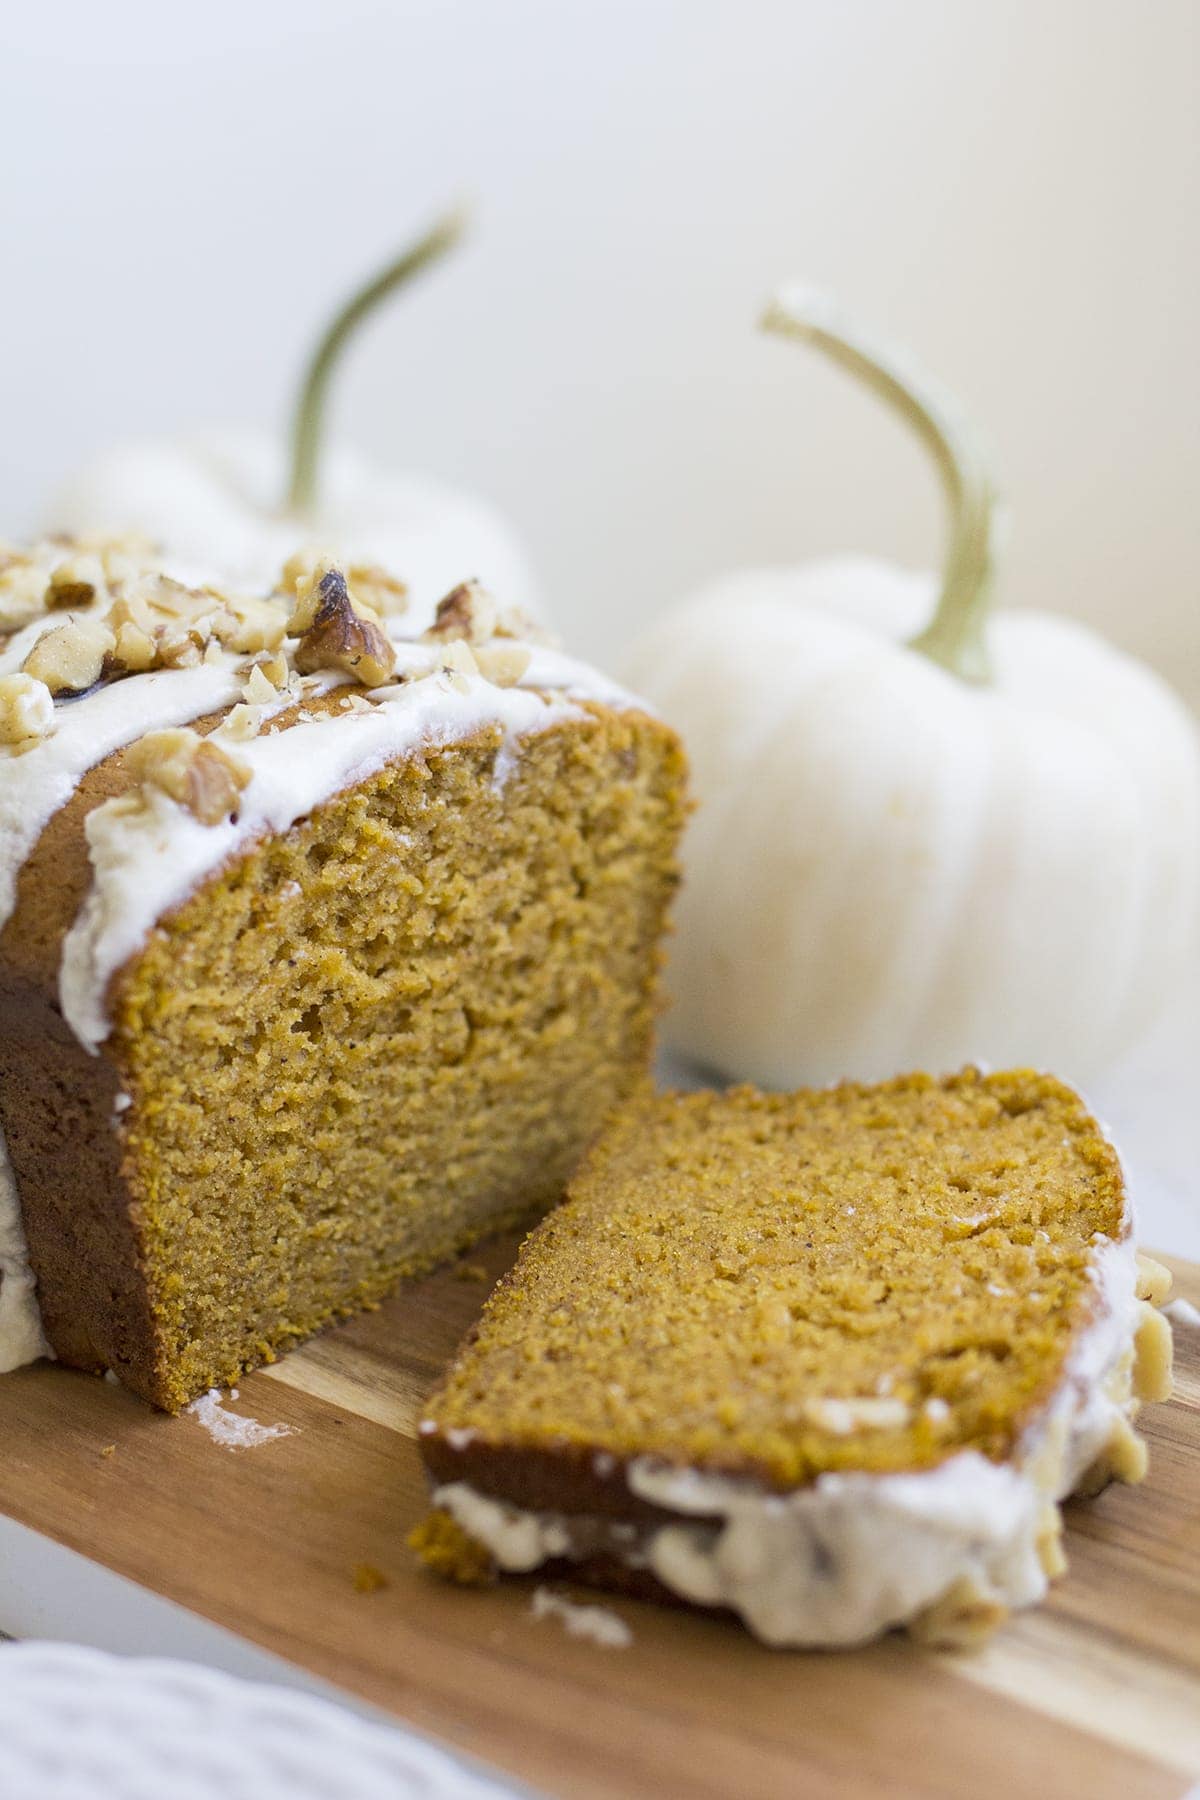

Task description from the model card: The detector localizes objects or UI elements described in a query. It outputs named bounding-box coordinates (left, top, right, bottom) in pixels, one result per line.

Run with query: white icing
left=1164, top=1298, right=1200, bottom=1328
left=437, top=1484, right=571, bottom=1571
left=0, top=1127, right=51, bottom=1372
left=58, top=640, right=634, bottom=1052
left=627, top=1455, right=1044, bottom=1648
left=186, top=1388, right=297, bottom=1450
left=0, top=662, right=254, bottom=929
left=433, top=1236, right=1141, bottom=1648
left=530, top=1587, right=633, bottom=1648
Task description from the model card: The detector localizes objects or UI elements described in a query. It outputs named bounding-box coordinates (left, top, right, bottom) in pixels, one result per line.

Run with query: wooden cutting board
left=0, top=1244, right=1196, bottom=1800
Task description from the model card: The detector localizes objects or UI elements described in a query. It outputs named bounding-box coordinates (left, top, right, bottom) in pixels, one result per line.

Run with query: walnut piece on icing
left=0, top=532, right=165, bottom=635
left=0, top=548, right=53, bottom=633
left=219, top=703, right=264, bottom=743
left=437, top=636, right=480, bottom=694
left=241, top=662, right=280, bottom=705
left=126, top=727, right=251, bottom=826
left=21, top=614, right=117, bottom=694
left=109, top=619, right=158, bottom=674
left=424, top=579, right=498, bottom=646
left=279, top=548, right=404, bottom=624
left=0, top=672, right=55, bottom=749
left=288, top=563, right=395, bottom=687
left=46, top=553, right=110, bottom=612
left=211, top=594, right=288, bottom=656
left=344, top=562, right=408, bottom=618
left=474, top=640, right=532, bottom=688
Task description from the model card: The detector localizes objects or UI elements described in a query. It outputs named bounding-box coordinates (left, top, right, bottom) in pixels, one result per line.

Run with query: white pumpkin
left=44, top=210, right=540, bottom=635
left=625, top=287, right=1200, bottom=1088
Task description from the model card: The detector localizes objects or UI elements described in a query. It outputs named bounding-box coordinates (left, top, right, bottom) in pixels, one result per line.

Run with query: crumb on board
left=352, top=1563, right=389, bottom=1595
left=100, top=1444, right=116, bottom=1458
left=408, top=1509, right=496, bottom=1586
left=531, top=1586, right=633, bottom=1649
left=454, top=1263, right=490, bottom=1284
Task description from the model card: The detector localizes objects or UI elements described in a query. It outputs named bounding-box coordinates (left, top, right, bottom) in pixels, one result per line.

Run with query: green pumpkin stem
left=286, top=203, right=468, bottom=516
left=761, top=286, right=997, bottom=684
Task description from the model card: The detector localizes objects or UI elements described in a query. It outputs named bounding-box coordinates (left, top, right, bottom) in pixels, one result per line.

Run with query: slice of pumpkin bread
left=413, top=1069, right=1172, bottom=1647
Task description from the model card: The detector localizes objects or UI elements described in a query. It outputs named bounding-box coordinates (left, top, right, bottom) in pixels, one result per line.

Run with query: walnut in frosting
left=125, top=727, right=251, bottom=826
left=425, top=580, right=498, bottom=646
left=0, top=673, right=55, bottom=749
left=423, top=581, right=533, bottom=688
left=9, top=535, right=289, bottom=695
left=23, top=615, right=117, bottom=695
left=1, top=535, right=546, bottom=752
left=0, top=533, right=156, bottom=634
left=287, top=562, right=396, bottom=687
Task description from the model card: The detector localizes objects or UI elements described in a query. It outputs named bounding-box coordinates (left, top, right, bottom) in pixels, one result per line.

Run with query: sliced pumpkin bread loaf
left=413, top=1070, right=1171, bottom=1647
left=0, top=539, right=687, bottom=1408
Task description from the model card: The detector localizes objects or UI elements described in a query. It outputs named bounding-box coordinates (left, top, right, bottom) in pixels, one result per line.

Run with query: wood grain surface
left=0, top=1244, right=1196, bottom=1800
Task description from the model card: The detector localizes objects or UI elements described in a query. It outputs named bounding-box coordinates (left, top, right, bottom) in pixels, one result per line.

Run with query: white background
left=1, top=0, right=1197, bottom=693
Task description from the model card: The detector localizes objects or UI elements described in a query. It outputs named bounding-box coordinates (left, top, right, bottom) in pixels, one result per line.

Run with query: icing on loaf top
left=0, top=535, right=638, bottom=1050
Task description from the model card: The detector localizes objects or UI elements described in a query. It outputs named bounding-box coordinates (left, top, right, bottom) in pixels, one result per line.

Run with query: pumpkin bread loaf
left=413, top=1070, right=1172, bottom=1647
left=0, top=537, right=687, bottom=1409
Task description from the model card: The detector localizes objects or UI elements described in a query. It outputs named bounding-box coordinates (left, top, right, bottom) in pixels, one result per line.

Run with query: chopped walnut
left=124, top=572, right=210, bottom=620
left=126, top=727, right=251, bottom=825
left=279, top=548, right=389, bottom=626
left=21, top=615, right=116, bottom=694
left=438, top=636, right=480, bottom=693
left=0, top=672, right=55, bottom=748
left=1076, top=1413, right=1148, bottom=1492
left=474, top=640, right=532, bottom=687
left=1034, top=1501, right=1067, bottom=1578
left=109, top=620, right=157, bottom=674
left=0, top=550, right=51, bottom=632
left=108, top=589, right=156, bottom=635
left=83, top=531, right=160, bottom=584
left=279, top=545, right=327, bottom=602
left=46, top=554, right=108, bottom=612
left=289, top=565, right=395, bottom=687
left=1133, top=1300, right=1173, bottom=1402
left=346, top=562, right=408, bottom=618
left=909, top=1575, right=1008, bottom=1649
left=154, top=624, right=206, bottom=670
left=242, top=662, right=279, bottom=705
left=253, top=652, right=291, bottom=690
left=424, top=579, right=498, bottom=646
left=211, top=595, right=288, bottom=655
left=219, top=703, right=263, bottom=743
left=1135, top=1252, right=1172, bottom=1307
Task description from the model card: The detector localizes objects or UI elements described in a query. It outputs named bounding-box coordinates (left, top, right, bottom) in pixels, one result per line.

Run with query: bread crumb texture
left=110, top=709, right=685, bottom=1409
left=408, top=1509, right=497, bottom=1586
left=424, top=1071, right=1128, bottom=1489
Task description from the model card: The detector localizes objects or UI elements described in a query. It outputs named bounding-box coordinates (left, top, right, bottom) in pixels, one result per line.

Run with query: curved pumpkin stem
left=761, top=285, right=998, bottom=685
left=287, top=203, right=468, bottom=516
